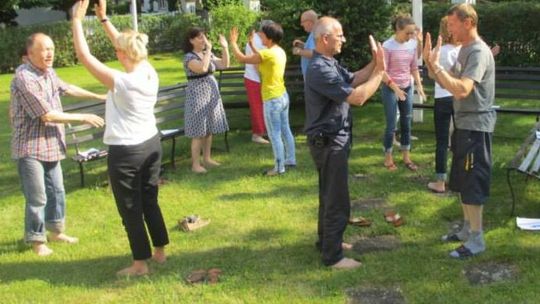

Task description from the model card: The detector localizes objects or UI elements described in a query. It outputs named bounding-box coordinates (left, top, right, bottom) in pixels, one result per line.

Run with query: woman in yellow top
left=230, top=22, right=296, bottom=176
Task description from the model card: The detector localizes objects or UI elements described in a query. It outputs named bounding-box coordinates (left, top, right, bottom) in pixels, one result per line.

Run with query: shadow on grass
left=0, top=228, right=323, bottom=290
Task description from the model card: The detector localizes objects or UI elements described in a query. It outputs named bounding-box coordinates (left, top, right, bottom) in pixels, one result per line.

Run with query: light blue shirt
left=301, top=32, right=315, bottom=76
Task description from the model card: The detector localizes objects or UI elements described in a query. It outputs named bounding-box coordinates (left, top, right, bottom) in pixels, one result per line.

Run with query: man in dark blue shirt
left=304, top=17, right=385, bottom=269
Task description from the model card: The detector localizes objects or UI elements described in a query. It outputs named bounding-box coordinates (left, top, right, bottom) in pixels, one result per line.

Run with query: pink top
left=383, top=37, right=418, bottom=88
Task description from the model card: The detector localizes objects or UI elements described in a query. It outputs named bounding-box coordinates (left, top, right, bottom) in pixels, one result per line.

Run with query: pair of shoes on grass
left=186, top=268, right=222, bottom=284
left=179, top=215, right=210, bottom=232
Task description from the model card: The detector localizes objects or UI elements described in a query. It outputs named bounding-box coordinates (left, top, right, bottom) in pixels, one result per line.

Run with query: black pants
left=308, top=135, right=350, bottom=266
left=108, top=134, right=169, bottom=260
left=433, top=96, right=454, bottom=177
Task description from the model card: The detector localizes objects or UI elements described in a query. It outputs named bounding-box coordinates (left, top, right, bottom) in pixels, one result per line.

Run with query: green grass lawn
left=1, top=53, right=539, bottom=303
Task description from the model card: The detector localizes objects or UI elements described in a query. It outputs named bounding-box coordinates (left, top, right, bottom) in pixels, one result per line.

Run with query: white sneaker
left=252, top=135, right=269, bottom=144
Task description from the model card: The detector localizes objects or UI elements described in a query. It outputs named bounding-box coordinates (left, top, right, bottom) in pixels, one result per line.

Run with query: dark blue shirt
left=304, top=51, right=354, bottom=144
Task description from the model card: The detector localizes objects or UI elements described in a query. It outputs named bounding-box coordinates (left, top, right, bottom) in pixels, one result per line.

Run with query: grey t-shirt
left=304, top=51, right=354, bottom=146
left=451, top=38, right=496, bottom=132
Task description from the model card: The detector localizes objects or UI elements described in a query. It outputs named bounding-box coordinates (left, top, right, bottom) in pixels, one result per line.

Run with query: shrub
left=0, top=13, right=204, bottom=73
left=262, top=0, right=393, bottom=70
left=207, top=4, right=259, bottom=61
left=423, top=1, right=540, bottom=67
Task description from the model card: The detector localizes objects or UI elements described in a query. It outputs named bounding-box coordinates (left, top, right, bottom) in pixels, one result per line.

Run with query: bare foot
left=427, top=181, right=445, bottom=193
left=49, top=233, right=79, bottom=244
left=342, top=242, right=353, bottom=251
left=116, top=261, right=149, bottom=277
left=203, top=159, right=221, bottom=167
left=331, top=257, right=362, bottom=269
left=152, top=247, right=166, bottom=264
left=192, top=165, right=207, bottom=174
left=32, top=242, right=53, bottom=256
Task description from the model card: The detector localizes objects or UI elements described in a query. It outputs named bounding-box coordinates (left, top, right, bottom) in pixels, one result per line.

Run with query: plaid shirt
left=10, top=63, right=69, bottom=161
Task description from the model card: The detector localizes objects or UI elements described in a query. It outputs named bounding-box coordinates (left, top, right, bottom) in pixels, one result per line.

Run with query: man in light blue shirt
left=292, top=10, right=317, bottom=76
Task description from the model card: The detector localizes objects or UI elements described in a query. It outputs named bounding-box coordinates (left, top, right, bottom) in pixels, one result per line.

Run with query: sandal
left=383, top=210, right=405, bottom=227
left=449, top=245, right=475, bottom=259
left=441, top=233, right=462, bottom=243
left=348, top=216, right=372, bottom=227
left=384, top=162, right=398, bottom=171
left=186, top=269, right=207, bottom=284
left=179, top=215, right=210, bottom=232
left=207, top=268, right=222, bottom=284
left=262, top=169, right=284, bottom=176
left=404, top=162, right=418, bottom=172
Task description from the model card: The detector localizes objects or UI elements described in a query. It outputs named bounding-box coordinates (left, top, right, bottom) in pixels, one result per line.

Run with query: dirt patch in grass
left=346, top=286, right=406, bottom=304
left=351, top=198, right=389, bottom=212
left=349, top=235, right=401, bottom=255
left=463, top=261, right=519, bottom=285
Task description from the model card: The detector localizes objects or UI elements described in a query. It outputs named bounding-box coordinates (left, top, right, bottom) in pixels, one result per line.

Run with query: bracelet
left=100, top=18, right=108, bottom=23
left=434, top=67, right=444, bottom=75
left=386, top=78, right=394, bottom=86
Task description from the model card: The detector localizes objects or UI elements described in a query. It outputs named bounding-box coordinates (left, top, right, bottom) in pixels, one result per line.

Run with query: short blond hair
left=447, top=3, right=478, bottom=27
left=439, top=16, right=453, bottom=44
left=115, top=30, right=149, bottom=62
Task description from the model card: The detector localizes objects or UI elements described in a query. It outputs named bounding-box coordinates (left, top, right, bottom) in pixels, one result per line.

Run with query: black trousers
left=433, top=96, right=454, bottom=176
left=108, top=134, right=169, bottom=260
left=308, top=136, right=350, bottom=266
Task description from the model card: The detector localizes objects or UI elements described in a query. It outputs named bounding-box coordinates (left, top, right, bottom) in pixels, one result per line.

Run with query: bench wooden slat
left=518, top=138, right=540, bottom=172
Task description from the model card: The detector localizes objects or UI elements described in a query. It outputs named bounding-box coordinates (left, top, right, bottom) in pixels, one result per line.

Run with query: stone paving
left=346, top=286, right=406, bottom=304
left=463, top=261, right=519, bottom=286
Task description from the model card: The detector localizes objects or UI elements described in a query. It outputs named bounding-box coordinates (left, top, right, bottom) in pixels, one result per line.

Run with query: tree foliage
left=262, top=0, right=393, bottom=70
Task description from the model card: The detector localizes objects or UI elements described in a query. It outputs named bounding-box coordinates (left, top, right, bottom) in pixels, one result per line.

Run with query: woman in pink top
left=381, top=14, right=426, bottom=171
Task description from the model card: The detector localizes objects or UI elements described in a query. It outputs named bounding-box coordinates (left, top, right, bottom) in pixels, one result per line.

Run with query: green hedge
left=0, top=5, right=259, bottom=74
left=262, top=0, right=393, bottom=70
left=0, top=13, right=204, bottom=73
left=423, top=1, right=540, bottom=67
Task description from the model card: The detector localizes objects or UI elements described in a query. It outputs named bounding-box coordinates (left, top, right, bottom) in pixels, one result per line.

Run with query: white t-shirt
left=243, top=33, right=265, bottom=82
left=434, top=44, right=461, bottom=98
left=104, top=60, right=159, bottom=145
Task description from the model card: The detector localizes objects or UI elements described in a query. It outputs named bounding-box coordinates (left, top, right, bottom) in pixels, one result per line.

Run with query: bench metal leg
left=171, top=137, right=176, bottom=169
left=507, top=168, right=524, bottom=217
left=224, top=131, right=229, bottom=153
left=79, top=162, right=85, bottom=187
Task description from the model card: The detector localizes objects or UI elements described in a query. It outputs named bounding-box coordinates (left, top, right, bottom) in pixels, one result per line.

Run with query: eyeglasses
left=325, top=33, right=346, bottom=42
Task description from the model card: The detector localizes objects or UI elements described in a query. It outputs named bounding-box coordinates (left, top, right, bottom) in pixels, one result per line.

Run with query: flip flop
left=348, top=216, right=372, bottom=227
left=383, top=210, right=405, bottom=227
left=207, top=268, right=222, bottom=284
left=186, top=269, right=207, bottom=284
left=404, top=162, right=418, bottom=172
left=384, top=162, right=398, bottom=171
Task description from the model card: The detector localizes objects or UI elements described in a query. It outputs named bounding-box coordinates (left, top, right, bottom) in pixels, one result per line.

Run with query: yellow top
left=258, top=47, right=287, bottom=101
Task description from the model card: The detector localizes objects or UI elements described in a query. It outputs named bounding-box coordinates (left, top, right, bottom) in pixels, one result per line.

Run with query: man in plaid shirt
left=10, top=33, right=105, bottom=256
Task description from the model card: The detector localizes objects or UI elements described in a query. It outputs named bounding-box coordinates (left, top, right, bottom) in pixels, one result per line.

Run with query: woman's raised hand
left=229, top=27, right=239, bottom=45
left=71, top=0, right=90, bottom=21
left=203, top=35, right=212, bottom=52
left=218, top=34, right=228, bottom=49
left=94, top=0, right=107, bottom=20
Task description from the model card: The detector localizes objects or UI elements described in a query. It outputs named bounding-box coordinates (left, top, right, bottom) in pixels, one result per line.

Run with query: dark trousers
left=108, top=134, right=169, bottom=260
left=308, top=136, right=350, bottom=266
left=433, top=96, right=454, bottom=178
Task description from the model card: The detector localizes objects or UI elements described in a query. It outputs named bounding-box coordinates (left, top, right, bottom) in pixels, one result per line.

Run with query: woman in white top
left=71, top=0, right=169, bottom=276
left=427, top=16, right=461, bottom=193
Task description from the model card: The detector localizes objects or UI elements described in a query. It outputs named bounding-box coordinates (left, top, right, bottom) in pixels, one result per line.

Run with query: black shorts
left=449, top=129, right=493, bottom=205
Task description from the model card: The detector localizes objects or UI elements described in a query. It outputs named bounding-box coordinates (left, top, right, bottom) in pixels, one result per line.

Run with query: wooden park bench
left=416, top=66, right=540, bottom=120
left=506, top=122, right=540, bottom=215
left=216, top=64, right=305, bottom=110
left=64, top=83, right=187, bottom=187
